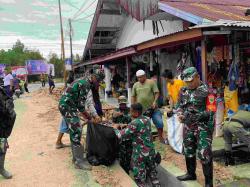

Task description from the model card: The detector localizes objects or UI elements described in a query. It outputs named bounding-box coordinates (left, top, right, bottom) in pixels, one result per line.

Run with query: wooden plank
left=96, top=27, right=120, bottom=32
left=93, top=36, right=114, bottom=40
left=100, top=9, right=121, bottom=15
left=137, top=29, right=202, bottom=51
left=201, top=39, right=207, bottom=82
left=203, top=30, right=231, bottom=35
left=91, top=44, right=116, bottom=50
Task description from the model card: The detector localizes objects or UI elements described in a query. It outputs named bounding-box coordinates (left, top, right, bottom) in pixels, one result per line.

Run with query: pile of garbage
left=92, top=166, right=122, bottom=187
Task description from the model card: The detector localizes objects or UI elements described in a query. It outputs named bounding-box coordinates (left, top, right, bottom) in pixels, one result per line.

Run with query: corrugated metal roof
left=159, top=0, right=250, bottom=21
left=191, top=20, right=250, bottom=28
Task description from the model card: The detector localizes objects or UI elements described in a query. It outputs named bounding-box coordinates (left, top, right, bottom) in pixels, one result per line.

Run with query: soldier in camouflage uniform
left=113, top=103, right=160, bottom=187
left=112, top=96, right=131, bottom=124
left=112, top=96, right=132, bottom=174
left=176, top=67, right=214, bottom=187
left=58, top=74, right=101, bottom=170
left=223, top=110, right=250, bottom=166
left=0, top=85, right=16, bottom=179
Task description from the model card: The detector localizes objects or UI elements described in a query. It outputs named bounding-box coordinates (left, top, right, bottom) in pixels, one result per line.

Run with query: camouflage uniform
left=0, top=86, right=16, bottom=179
left=0, top=86, right=16, bottom=152
left=59, top=79, right=97, bottom=145
left=176, top=82, right=214, bottom=163
left=115, top=115, right=159, bottom=186
left=112, top=107, right=132, bottom=174
left=176, top=67, right=214, bottom=187
left=223, top=110, right=250, bottom=151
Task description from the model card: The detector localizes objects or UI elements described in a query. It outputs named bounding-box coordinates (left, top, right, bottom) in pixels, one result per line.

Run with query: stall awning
left=74, top=47, right=136, bottom=68
left=137, top=28, right=202, bottom=51
left=75, top=28, right=203, bottom=68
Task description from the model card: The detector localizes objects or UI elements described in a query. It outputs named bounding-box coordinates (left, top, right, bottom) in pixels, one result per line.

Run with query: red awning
left=75, top=28, right=203, bottom=68
left=75, top=47, right=136, bottom=68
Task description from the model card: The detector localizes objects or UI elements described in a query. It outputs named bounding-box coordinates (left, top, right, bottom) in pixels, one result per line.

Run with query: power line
left=71, top=0, right=91, bottom=20
left=163, top=0, right=250, bottom=7
left=63, top=0, right=81, bottom=11
left=72, top=0, right=97, bottom=20
left=72, top=13, right=94, bottom=22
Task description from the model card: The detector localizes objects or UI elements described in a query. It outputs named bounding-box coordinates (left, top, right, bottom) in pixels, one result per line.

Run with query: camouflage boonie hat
left=118, top=95, right=127, bottom=104
left=182, top=67, right=198, bottom=82
left=89, top=71, right=105, bottom=82
left=96, top=72, right=105, bottom=82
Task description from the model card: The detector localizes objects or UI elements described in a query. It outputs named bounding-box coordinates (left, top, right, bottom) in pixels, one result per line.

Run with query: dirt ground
left=155, top=142, right=233, bottom=186
left=0, top=88, right=75, bottom=186
left=1, top=87, right=234, bottom=186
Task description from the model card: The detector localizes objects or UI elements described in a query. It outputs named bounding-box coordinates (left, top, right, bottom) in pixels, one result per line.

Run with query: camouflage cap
left=90, top=71, right=105, bottom=82
left=96, top=72, right=105, bottom=82
left=182, top=67, right=198, bottom=82
left=118, top=95, right=128, bottom=104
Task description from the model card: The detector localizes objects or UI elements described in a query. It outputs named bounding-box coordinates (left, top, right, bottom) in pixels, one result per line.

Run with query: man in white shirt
left=3, top=68, right=14, bottom=97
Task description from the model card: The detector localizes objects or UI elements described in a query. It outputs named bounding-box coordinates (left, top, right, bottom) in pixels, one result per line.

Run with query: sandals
left=56, top=143, right=70, bottom=149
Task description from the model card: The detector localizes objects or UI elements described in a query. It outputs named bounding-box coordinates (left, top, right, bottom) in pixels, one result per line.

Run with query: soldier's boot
left=71, top=146, right=76, bottom=163
left=148, top=170, right=161, bottom=187
left=135, top=180, right=147, bottom=187
left=71, top=144, right=92, bottom=170
left=0, top=153, right=12, bottom=179
left=151, top=179, right=161, bottom=187
left=177, top=157, right=197, bottom=181
left=224, top=151, right=235, bottom=166
left=202, top=160, right=213, bottom=187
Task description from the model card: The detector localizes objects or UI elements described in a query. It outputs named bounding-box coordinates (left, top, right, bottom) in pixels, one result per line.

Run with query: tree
left=12, top=40, right=25, bottom=53
left=0, top=40, right=44, bottom=66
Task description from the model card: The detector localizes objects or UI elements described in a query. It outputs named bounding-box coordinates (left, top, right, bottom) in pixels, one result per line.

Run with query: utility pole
left=69, top=18, right=73, bottom=68
left=58, top=0, right=67, bottom=84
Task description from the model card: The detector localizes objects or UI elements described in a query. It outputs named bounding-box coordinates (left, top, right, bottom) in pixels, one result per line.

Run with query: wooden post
left=69, top=19, right=73, bottom=69
left=126, top=57, right=131, bottom=106
left=58, top=0, right=66, bottom=85
left=201, top=39, right=207, bottom=82
left=104, top=64, right=111, bottom=101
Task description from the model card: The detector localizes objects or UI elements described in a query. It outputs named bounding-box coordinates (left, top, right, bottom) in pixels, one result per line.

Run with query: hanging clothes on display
left=196, top=46, right=202, bottom=79
left=228, top=61, right=239, bottom=91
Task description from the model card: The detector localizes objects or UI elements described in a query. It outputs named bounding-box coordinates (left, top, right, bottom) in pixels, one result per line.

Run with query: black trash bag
left=143, top=108, right=155, bottom=118
left=86, top=123, right=119, bottom=166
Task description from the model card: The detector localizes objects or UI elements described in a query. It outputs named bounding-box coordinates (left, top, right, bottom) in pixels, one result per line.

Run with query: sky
left=0, top=0, right=97, bottom=59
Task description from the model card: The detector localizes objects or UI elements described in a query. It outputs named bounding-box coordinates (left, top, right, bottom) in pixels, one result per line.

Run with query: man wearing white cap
left=131, top=70, right=165, bottom=143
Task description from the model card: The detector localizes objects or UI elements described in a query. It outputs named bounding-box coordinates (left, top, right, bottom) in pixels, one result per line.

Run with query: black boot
left=202, top=160, right=213, bottom=187
left=71, top=144, right=92, bottom=170
left=224, top=151, right=235, bottom=166
left=0, top=153, right=12, bottom=179
left=177, top=157, right=197, bottom=181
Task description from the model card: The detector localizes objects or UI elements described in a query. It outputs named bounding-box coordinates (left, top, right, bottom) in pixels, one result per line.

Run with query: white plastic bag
left=215, top=98, right=224, bottom=137
left=167, top=114, right=184, bottom=153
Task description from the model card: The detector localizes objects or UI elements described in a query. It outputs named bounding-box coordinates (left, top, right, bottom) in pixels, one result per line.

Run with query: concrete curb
left=160, top=161, right=202, bottom=187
